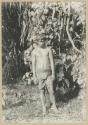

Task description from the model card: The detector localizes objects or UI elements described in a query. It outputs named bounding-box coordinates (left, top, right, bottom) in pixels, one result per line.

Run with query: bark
left=65, top=3, right=81, bottom=54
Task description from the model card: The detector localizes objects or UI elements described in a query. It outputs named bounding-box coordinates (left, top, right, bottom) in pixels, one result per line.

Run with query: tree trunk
left=66, top=16, right=81, bottom=54
left=65, top=3, right=81, bottom=54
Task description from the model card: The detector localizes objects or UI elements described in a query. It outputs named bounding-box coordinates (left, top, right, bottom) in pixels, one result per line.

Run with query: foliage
left=2, top=2, right=85, bottom=88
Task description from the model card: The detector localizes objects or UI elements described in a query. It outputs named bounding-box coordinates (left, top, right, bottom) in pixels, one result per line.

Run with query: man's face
left=38, top=39, right=45, bottom=48
left=33, top=43, right=37, bottom=48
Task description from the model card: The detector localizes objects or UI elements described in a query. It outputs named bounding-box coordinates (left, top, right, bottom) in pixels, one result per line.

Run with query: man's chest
left=35, top=49, right=49, bottom=58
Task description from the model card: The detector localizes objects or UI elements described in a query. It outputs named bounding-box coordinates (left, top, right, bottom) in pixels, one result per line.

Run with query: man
left=31, top=36, right=58, bottom=115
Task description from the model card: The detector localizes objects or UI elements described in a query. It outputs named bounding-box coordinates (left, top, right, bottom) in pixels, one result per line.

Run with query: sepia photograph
left=1, top=0, right=86, bottom=122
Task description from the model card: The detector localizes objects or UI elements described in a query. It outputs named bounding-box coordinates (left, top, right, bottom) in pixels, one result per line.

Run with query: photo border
left=0, top=0, right=88, bottom=125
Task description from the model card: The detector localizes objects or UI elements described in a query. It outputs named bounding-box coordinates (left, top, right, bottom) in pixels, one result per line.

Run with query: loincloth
left=38, top=74, right=53, bottom=91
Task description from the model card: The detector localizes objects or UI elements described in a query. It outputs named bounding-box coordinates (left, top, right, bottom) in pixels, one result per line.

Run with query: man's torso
left=34, top=47, right=52, bottom=79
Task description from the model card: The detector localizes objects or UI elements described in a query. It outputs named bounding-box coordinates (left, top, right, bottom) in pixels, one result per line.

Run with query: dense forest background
left=2, top=2, right=86, bottom=121
left=2, top=2, right=86, bottom=90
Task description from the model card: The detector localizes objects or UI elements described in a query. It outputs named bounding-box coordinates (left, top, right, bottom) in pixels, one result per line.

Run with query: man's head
left=37, top=35, right=46, bottom=48
left=32, top=34, right=39, bottom=48
left=32, top=31, right=46, bottom=48
left=33, top=42, right=38, bottom=49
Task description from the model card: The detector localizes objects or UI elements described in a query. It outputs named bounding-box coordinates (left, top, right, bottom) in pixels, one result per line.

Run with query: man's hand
left=32, top=50, right=38, bottom=85
left=52, top=75, right=55, bottom=81
left=49, top=48, right=55, bottom=82
left=33, top=77, right=38, bottom=85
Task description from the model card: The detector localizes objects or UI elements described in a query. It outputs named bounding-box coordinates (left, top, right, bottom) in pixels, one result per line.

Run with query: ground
left=2, top=80, right=85, bottom=123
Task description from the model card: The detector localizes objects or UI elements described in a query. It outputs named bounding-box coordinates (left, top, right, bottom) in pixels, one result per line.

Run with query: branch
left=66, top=16, right=81, bottom=54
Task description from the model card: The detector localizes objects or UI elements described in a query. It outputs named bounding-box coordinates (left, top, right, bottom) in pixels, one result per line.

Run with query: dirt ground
left=2, top=80, right=85, bottom=123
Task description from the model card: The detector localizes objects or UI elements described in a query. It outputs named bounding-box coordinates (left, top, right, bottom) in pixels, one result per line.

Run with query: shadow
left=7, top=84, right=18, bottom=90
left=2, top=99, right=26, bottom=110
left=10, top=99, right=26, bottom=107
left=55, top=80, right=80, bottom=103
left=54, top=61, right=81, bottom=104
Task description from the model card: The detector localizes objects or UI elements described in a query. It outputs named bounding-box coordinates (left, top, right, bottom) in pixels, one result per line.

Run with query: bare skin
left=32, top=42, right=58, bottom=115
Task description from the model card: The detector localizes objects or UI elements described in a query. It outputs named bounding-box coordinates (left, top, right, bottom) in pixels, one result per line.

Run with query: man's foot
left=51, top=105, right=58, bottom=114
left=43, top=107, right=47, bottom=116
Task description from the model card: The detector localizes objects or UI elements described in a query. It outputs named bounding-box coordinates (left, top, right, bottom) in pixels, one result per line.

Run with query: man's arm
left=31, top=50, right=37, bottom=78
left=49, top=48, right=55, bottom=80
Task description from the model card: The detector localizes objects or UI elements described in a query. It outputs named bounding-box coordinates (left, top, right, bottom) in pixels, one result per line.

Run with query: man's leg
left=49, top=87, right=58, bottom=113
left=40, top=89, right=46, bottom=115
left=47, top=76, right=58, bottom=113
